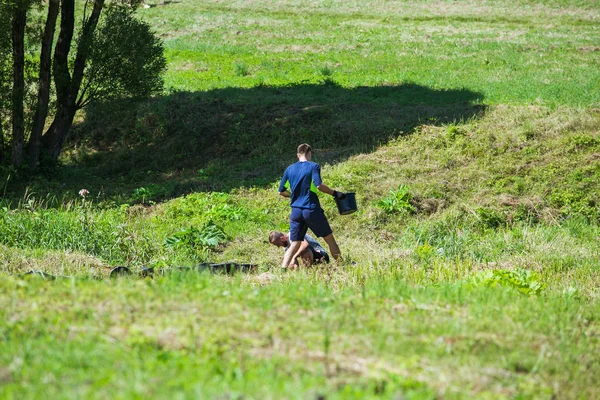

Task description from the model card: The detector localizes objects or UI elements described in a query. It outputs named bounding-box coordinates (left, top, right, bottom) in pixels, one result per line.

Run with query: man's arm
left=282, top=239, right=309, bottom=269
left=278, top=169, right=291, bottom=198
left=316, top=183, right=334, bottom=195
left=317, top=183, right=345, bottom=199
left=291, top=239, right=310, bottom=262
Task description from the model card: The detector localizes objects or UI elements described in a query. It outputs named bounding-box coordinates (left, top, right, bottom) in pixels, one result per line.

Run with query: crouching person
left=269, top=231, right=329, bottom=269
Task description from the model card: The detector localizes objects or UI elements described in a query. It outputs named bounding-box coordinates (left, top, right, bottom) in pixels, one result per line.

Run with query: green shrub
left=467, top=268, right=545, bottom=296
left=475, top=207, right=506, bottom=229
left=569, top=134, right=599, bottom=150
left=548, top=188, right=599, bottom=222
left=377, top=185, right=416, bottom=214
left=164, top=221, right=229, bottom=255
left=88, top=3, right=167, bottom=101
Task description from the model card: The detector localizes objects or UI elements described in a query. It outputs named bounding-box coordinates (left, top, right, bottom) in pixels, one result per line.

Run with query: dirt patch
left=578, top=46, right=600, bottom=53
left=0, top=367, right=12, bottom=384
left=250, top=345, right=408, bottom=379
left=247, top=272, right=276, bottom=286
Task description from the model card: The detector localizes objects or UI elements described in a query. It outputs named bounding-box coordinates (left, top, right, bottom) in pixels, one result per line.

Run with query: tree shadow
left=65, top=81, right=485, bottom=199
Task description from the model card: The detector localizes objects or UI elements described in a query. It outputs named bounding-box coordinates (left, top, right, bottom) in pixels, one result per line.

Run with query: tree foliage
left=82, top=4, right=167, bottom=108
left=0, top=7, right=11, bottom=93
left=0, top=5, right=12, bottom=143
left=0, top=0, right=166, bottom=168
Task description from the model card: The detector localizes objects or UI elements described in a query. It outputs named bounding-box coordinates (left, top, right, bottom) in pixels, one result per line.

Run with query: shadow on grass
left=60, top=81, right=484, bottom=199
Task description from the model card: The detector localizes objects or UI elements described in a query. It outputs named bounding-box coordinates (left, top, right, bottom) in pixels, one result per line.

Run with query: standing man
left=278, top=143, right=345, bottom=269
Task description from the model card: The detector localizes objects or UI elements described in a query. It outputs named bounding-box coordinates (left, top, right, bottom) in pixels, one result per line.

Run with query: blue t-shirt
left=279, top=161, right=323, bottom=209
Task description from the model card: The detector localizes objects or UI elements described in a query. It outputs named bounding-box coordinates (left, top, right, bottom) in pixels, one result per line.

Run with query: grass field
left=2, top=0, right=600, bottom=398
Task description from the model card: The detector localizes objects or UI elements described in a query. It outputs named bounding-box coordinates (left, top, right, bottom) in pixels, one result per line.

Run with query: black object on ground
left=139, top=266, right=155, bottom=278
left=197, top=262, right=258, bottom=274
left=109, top=266, right=132, bottom=278
left=14, top=262, right=258, bottom=280
left=335, top=192, right=357, bottom=215
left=135, top=262, right=258, bottom=278
left=21, top=270, right=56, bottom=280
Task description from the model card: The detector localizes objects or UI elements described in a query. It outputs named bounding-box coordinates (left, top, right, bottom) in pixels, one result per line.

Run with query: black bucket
left=335, top=192, right=357, bottom=215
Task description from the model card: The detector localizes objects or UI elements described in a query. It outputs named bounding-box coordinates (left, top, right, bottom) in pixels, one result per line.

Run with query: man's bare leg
left=281, top=240, right=302, bottom=268
left=322, top=233, right=341, bottom=261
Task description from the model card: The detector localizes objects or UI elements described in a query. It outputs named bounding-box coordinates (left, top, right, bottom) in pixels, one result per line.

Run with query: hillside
left=1, top=0, right=600, bottom=398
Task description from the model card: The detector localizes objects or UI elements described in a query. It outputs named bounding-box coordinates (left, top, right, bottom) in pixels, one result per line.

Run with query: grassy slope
left=2, top=0, right=600, bottom=398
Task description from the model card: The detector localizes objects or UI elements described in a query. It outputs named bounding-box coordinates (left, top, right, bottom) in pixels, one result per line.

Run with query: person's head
left=268, top=231, right=288, bottom=247
left=297, top=143, right=312, bottom=161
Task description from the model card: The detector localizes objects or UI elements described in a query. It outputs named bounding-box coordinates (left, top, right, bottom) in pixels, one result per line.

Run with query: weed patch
left=164, top=221, right=229, bottom=259
left=377, top=185, right=416, bottom=215
left=467, top=269, right=545, bottom=296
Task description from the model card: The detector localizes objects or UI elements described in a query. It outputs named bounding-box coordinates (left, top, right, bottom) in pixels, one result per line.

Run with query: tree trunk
left=43, top=0, right=105, bottom=162
left=28, top=0, right=59, bottom=169
left=70, top=0, right=105, bottom=99
left=42, top=0, right=74, bottom=161
left=43, top=104, right=77, bottom=161
left=10, top=6, right=26, bottom=167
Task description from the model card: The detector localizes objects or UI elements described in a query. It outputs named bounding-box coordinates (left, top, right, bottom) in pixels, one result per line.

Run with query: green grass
left=2, top=0, right=600, bottom=398
left=2, top=265, right=600, bottom=398
left=1, top=271, right=599, bottom=399
left=145, top=0, right=600, bottom=105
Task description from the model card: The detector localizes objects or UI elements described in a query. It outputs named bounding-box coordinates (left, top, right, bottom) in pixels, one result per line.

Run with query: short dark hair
left=297, top=143, right=312, bottom=155
left=268, top=231, right=284, bottom=244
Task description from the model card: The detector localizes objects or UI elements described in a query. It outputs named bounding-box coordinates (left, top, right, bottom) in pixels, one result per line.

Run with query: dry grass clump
left=0, top=244, right=108, bottom=278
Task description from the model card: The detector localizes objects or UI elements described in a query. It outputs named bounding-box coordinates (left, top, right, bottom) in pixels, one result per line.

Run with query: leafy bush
left=164, top=221, right=229, bottom=253
left=475, top=207, right=506, bottom=229
left=377, top=185, right=416, bottom=214
left=548, top=188, right=599, bottom=222
left=86, top=4, right=167, bottom=102
left=468, top=269, right=545, bottom=296
left=569, top=134, right=599, bottom=151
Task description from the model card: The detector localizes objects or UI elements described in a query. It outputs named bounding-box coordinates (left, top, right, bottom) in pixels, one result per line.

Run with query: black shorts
left=289, top=207, right=333, bottom=241
left=311, top=248, right=330, bottom=263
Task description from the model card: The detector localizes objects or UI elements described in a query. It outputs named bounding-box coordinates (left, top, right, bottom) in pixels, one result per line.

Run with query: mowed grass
left=2, top=0, right=600, bottom=398
left=146, top=0, right=600, bottom=106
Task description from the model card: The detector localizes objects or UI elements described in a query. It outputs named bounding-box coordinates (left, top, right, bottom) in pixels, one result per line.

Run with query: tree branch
left=52, top=0, right=75, bottom=106
left=70, top=0, right=105, bottom=99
